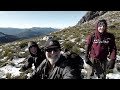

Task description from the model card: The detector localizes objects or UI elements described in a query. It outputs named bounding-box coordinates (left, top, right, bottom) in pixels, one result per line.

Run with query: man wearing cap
left=21, top=41, right=46, bottom=71
left=29, top=39, right=82, bottom=79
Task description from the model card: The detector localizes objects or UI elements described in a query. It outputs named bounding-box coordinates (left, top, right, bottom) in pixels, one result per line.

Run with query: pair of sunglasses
left=45, top=48, right=60, bottom=52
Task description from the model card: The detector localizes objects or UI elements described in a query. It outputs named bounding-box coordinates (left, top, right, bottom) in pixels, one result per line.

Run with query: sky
left=0, top=11, right=87, bottom=29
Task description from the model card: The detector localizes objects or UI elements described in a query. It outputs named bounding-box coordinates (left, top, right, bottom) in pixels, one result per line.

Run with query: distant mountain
left=0, top=32, right=6, bottom=37
left=17, top=29, right=43, bottom=39
left=0, top=27, right=60, bottom=39
left=16, top=27, right=60, bottom=39
left=29, top=27, right=60, bottom=34
left=0, top=27, right=59, bottom=35
left=0, top=28, right=26, bottom=35
left=0, top=32, right=19, bottom=44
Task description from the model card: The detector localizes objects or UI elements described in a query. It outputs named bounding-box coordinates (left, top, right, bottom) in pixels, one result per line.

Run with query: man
left=85, top=19, right=117, bottom=79
left=21, top=41, right=46, bottom=71
left=29, top=39, right=82, bottom=79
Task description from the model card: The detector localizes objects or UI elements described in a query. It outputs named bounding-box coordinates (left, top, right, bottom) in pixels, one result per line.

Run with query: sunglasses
left=45, top=48, right=60, bottom=52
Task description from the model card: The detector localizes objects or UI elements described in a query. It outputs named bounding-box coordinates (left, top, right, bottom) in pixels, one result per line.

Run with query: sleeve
left=85, top=34, right=93, bottom=58
left=28, top=67, right=41, bottom=79
left=29, top=59, right=46, bottom=79
left=22, top=57, right=33, bottom=71
left=109, top=34, right=117, bottom=60
left=62, top=66, right=82, bottom=79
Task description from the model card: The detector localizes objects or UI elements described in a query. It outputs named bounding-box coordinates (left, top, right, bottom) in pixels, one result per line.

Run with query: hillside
left=0, top=11, right=120, bottom=79
left=51, top=11, right=120, bottom=54
left=77, top=11, right=107, bottom=25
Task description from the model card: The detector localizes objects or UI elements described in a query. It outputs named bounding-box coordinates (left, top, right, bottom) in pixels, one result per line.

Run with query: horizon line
left=0, top=26, right=66, bottom=29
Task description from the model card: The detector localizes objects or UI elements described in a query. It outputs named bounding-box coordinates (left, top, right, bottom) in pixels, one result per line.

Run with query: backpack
left=62, top=50, right=84, bottom=69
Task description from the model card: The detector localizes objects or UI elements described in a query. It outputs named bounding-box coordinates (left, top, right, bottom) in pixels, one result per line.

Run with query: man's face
left=45, top=47, right=61, bottom=65
left=29, top=46, right=37, bottom=55
left=98, top=22, right=106, bottom=33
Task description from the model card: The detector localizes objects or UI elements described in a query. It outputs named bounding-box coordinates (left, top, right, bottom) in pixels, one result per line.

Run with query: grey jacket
left=29, top=55, right=82, bottom=79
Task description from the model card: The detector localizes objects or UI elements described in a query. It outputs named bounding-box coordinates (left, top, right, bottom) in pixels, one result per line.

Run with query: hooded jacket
left=22, top=41, right=46, bottom=71
left=29, top=54, right=82, bottom=79
left=85, top=19, right=117, bottom=61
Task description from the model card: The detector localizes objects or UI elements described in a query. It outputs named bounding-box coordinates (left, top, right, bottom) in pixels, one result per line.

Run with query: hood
left=95, top=19, right=108, bottom=39
left=28, top=41, right=41, bottom=57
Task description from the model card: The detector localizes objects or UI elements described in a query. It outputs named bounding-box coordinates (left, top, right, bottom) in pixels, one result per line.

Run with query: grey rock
left=77, top=11, right=107, bottom=25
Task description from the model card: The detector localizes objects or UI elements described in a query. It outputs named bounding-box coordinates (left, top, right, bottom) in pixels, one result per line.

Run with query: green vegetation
left=19, top=41, right=28, bottom=49
left=12, top=73, right=28, bottom=79
left=0, top=60, right=8, bottom=67
left=72, top=45, right=80, bottom=55
left=106, top=69, right=113, bottom=74
left=6, top=73, right=27, bottom=79
left=51, top=20, right=120, bottom=54
left=108, top=29, right=120, bottom=51
left=3, top=48, right=14, bottom=59
left=6, top=73, right=12, bottom=79
left=62, top=41, right=75, bottom=50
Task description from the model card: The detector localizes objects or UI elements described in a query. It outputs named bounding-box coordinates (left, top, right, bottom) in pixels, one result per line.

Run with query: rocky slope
left=76, top=11, right=107, bottom=25
left=0, top=11, right=120, bottom=79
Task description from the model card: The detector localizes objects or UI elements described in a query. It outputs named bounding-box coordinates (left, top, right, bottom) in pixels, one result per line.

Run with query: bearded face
left=45, top=47, right=61, bottom=65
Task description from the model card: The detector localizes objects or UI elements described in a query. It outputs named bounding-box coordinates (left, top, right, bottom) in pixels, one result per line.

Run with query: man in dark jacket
left=21, top=41, right=46, bottom=71
left=29, top=39, right=82, bottom=79
left=85, top=19, right=117, bottom=79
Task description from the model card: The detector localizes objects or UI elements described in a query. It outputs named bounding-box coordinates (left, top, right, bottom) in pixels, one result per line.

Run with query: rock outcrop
left=77, top=11, right=107, bottom=25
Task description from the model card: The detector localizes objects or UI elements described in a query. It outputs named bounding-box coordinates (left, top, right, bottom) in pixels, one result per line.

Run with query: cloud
left=0, top=11, right=6, bottom=14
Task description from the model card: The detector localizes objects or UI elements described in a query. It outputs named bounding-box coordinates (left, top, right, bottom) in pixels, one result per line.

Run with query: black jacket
left=22, top=42, right=46, bottom=71
left=63, top=50, right=84, bottom=69
left=29, top=55, right=82, bottom=79
left=22, top=54, right=45, bottom=71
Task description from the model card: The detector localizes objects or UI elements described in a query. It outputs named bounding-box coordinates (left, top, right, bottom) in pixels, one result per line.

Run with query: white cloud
left=0, top=11, right=6, bottom=14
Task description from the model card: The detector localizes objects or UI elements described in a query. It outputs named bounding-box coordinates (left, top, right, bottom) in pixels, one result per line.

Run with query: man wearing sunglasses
left=29, top=39, right=82, bottom=79
left=21, top=41, right=45, bottom=71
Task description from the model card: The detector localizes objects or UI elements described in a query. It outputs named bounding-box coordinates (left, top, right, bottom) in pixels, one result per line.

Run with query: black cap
left=44, top=40, right=61, bottom=49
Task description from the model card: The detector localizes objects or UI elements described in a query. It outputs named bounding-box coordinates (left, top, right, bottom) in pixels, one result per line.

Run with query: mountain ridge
left=0, top=27, right=60, bottom=35
left=0, top=27, right=60, bottom=44
left=0, top=32, right=19, bottom=44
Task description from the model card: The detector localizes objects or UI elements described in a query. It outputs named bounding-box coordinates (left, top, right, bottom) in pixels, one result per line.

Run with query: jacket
left=29, top=54, right=82, bottom=79
left=85, top=20, right=117, bottom=61
left=22, top=42, right=46, bottom=71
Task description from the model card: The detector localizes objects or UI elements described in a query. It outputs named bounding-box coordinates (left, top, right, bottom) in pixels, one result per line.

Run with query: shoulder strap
left=90, top=32, right=95, bottom=46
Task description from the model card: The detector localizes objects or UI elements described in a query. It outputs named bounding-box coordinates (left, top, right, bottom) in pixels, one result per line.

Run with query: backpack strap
left=85, top=32, right=95, bottom=59
left=90, top=32, right=95, bottom=47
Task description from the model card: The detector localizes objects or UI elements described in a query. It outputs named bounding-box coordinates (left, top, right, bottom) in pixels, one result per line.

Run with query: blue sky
left=0, top=11, right=87, bottom=29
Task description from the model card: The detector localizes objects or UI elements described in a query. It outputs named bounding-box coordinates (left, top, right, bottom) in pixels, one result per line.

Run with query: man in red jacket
left=85, top=19, right=117, bottom=79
